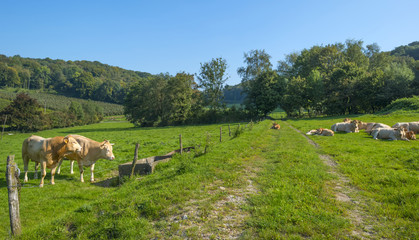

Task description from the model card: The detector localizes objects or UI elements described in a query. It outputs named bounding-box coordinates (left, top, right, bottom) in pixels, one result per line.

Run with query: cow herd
left=21, top=134, right=115, bottom=187
left=306, top=118, right=418, bottom=141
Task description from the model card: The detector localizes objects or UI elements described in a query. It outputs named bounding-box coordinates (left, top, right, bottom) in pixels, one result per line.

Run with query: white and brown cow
left=22, top=135, right=82, bottom=187
left=371, top=127, right=408, bottom=141
left=365, top=123, right=392, bottom=134
left=392, top=122, right=419, bottom=133
left=57, top=135, right=115, bottom=183
left=331, top=121, right=359, bottom=133
left=306, top=128, right=334, bottom=136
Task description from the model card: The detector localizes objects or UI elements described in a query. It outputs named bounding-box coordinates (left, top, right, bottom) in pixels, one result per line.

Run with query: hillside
left=390, top=41, right=419, bottom=60
left=0, top=89, right=123, bottom=116
left=0, top=54, right=151, bottom=104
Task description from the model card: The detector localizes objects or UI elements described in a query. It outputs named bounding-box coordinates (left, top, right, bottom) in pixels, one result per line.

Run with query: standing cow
left=57, top=135, right=115, bottom=183
left=22, top=135, right=82, bottom=187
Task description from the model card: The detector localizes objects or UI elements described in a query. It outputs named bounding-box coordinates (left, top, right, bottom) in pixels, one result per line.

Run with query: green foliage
left=244, top=69, right=284, bottom=117
left=0, top=88, right=123, bottom=116
left=0, top=93, right=45, bottom=132
left=391, top=41, right=419, bottom=60
left=380, top=95, right=419, bottom=113
left=0, top=54, right=151, bottom=104
left=276, top=40, right=419, bottom=117
left=197, top=57, right=229, bottom=111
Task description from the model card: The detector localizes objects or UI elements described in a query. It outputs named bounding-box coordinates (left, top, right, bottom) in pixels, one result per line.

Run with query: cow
left=392, top=122, right=419, bottom=133
left=406, top=131, right=416, bottom=140
left=57, top=135, right=115, bottom=183
left=408, top=122, right=419, bottom=133
left=331, top=121, right=359, bottom=133
left=22, top=135, right=82, bottom=187
left=306, top=128, right=334, bottom=136
left=371, top=127, right=408, bottom=141
left=365, top=123, right=391, bottom=134
left=343, top=118, right=352, bottom=123
left=271, top=122, right=280, bottom=130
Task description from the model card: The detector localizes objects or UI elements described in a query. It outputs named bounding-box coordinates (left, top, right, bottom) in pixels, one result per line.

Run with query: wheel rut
left=284, top=122, right=376, bottom=239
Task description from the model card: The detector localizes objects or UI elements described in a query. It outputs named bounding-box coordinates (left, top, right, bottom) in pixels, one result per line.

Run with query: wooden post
left=1, top=115, right=7, bottom=141
left=130, top=143, right=140, bottom=178
left=228, top=124, right=231, bottom=137
left=179, top=134, right=183, bottom=154
left=220, top=127, right=222, bottom=142
left=6, top=155, right=21, bottom=236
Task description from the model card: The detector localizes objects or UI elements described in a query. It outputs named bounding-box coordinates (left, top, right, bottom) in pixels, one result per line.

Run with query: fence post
left=130, top=143, right=140, bottom=178
left=179, top=134, right=183, bottom=154
left=6, top=155, right=21, bottom=236
left=228, top=124, right=231, bottom=137
left=220, top=127, right=222, bottom=142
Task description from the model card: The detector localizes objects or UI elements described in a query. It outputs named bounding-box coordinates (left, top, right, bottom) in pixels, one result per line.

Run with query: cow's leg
left=78, top=161, right=84, bottom=183
left=372, top=132, right=378, bottom=140
left=57, top=158, right=63, bottom=174
left=34, top=162, right=39, bottom=179
left=23, top=155, right=29, bottom=182
left=70, top=160, right=74, bottom=174
left=90, top=163, right=95, bottom=182
left=51, top=165, right=57, bottom=185
left=40, top=161, right=47, bottom=187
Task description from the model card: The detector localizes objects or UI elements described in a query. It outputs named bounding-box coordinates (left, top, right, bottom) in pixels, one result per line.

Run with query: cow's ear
left=64, top=137, right=69, bottom=143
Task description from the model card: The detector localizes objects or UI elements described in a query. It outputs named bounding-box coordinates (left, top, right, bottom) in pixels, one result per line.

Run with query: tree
left=166, top=72, right=195, bottom=125
left=237, top=49, right=272, bottom=93
left=244, top=69, right=284, bottom=117
left=68, top=101, right=84, bottom=125
left=0, top=93, right=45, bottom=132
left=197, top=57, right=229, bottom=111
left=124, top=74, right=169, bottom=127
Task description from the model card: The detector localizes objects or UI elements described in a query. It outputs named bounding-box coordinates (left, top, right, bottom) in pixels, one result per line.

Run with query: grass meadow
left=0, top=113, right=418, bottom=239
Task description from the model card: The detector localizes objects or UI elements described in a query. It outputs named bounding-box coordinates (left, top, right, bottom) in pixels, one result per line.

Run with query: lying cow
left=22, top=135, right=82, bottom=187
left=57, top=135, right=115, bottom=183
left=306, top=128, right=334, bottom=136
left=271, top=122, right=280, bottom=130
left=371, top=127, right=408, bottom=141
left=392, top=122, right=419, bottom=133
left=331, top=121, right=359, bottom=133
left=365, top=123, right=391, bottom=134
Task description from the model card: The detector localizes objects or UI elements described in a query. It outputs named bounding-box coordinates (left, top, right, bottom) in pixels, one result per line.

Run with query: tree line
left=124, top=40, right=419, bottom=126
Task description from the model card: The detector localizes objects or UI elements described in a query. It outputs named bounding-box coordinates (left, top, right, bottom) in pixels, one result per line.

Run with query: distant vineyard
left=0, top=89, right=124, bottom=116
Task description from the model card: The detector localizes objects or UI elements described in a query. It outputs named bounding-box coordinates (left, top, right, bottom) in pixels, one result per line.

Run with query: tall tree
left=166, top=72, right=196, bottom=125
left=237, top=49, right=272, bottom=93
left=244, top=69, right=284, bottom=117
left=197, top=57, right=228, bottom=111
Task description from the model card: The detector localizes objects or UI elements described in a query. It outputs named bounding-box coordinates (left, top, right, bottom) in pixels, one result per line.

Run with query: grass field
left=0, top=113, right=418, bottom=239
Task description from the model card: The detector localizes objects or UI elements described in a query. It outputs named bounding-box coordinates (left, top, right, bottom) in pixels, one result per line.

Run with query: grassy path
left=285, top=121, right=376, bottom=239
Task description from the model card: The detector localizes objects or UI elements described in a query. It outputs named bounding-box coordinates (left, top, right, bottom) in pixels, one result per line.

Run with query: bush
left=380, top=96, right=419, bottom=113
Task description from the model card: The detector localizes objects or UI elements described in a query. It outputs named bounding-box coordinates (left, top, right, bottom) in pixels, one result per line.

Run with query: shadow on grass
left=92, top=176, right=119, bottom=188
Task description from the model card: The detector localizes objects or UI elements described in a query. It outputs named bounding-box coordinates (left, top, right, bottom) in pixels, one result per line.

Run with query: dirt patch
left=153, top=158, right=261, bottom=239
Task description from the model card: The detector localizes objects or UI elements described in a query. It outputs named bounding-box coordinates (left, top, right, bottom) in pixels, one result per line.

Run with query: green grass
left=0, top=112, right=417, bottom=239
left=287, top=113, right=419, bottom=239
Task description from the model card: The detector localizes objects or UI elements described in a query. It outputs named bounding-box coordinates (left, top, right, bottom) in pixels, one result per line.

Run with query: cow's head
left=357, top=121, right=368, bottom=130
left=100, top=140, right=115, bottom=160
left=350, top=120, right=359, bottom=132
left=64, top=136, right=82, bottom=153
left=406, top=131, right=416, bottom=140
left=343, top=118, right=352, bottom=123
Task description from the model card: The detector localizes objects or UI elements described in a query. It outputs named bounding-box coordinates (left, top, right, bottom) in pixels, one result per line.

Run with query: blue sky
left=1, top=0, right=418, bottom=85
